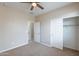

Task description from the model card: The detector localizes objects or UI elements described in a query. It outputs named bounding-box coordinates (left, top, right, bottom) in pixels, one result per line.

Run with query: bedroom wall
left=36, top=2, right=79, bottom=50
left=0, top=5, right=35, bottom=52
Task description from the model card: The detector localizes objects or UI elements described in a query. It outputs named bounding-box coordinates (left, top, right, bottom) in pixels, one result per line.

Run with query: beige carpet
left=0, top=41, right=79, bottom=56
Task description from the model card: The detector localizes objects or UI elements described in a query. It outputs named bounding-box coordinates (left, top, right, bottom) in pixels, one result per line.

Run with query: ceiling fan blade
left=37, top=4, right=44, bottom=9
left=30, top=6, right=34, bottom=10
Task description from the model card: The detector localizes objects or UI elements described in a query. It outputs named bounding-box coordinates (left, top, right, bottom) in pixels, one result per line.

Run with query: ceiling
left=0, top=2, right=72, bottom=16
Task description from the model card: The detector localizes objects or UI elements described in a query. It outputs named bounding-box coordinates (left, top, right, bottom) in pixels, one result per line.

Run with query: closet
left=63, top=16, right=79, bottom=51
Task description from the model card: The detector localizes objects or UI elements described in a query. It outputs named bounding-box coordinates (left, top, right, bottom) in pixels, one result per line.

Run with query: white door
left=50, top=18, right=63, bottom=49
left=34, top=22, right=40, bottom=43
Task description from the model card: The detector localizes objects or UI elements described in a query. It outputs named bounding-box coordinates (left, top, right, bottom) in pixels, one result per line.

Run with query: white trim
left=39, top=42, right=52, bottom=47
left=0, top=42, right=28, bottom=53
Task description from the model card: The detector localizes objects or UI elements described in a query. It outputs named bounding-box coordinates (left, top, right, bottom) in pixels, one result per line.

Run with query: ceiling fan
left=21, top=2, right=44, bottom=10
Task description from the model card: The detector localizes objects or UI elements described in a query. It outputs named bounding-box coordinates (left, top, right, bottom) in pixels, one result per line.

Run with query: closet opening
left=63, top=16, right=79, bottom=51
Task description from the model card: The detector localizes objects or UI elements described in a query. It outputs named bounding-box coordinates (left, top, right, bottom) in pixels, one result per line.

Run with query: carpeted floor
left=0, top=41, right=79, bottom=56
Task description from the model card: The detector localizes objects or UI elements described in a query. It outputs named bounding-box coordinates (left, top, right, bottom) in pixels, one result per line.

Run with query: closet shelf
left=63, top=25, right=79, bottom=26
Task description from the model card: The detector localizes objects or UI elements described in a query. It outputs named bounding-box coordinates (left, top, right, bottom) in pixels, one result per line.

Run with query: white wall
left=50, top=18, right=63, bottom=49
left=40, top=18, right=50, bottom=45
left=0, top=6, right=35, bottom=52
left=36, top=3, right=79, bottom=49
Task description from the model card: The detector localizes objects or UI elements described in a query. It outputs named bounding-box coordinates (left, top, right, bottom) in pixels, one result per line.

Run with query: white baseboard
left=40, top=42, right=52, bottom=47
left=0, top=42, right=28, bottom=53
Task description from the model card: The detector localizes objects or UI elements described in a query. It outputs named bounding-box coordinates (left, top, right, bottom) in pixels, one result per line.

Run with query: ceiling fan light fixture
left=32, top=3, right=37, bottom=7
